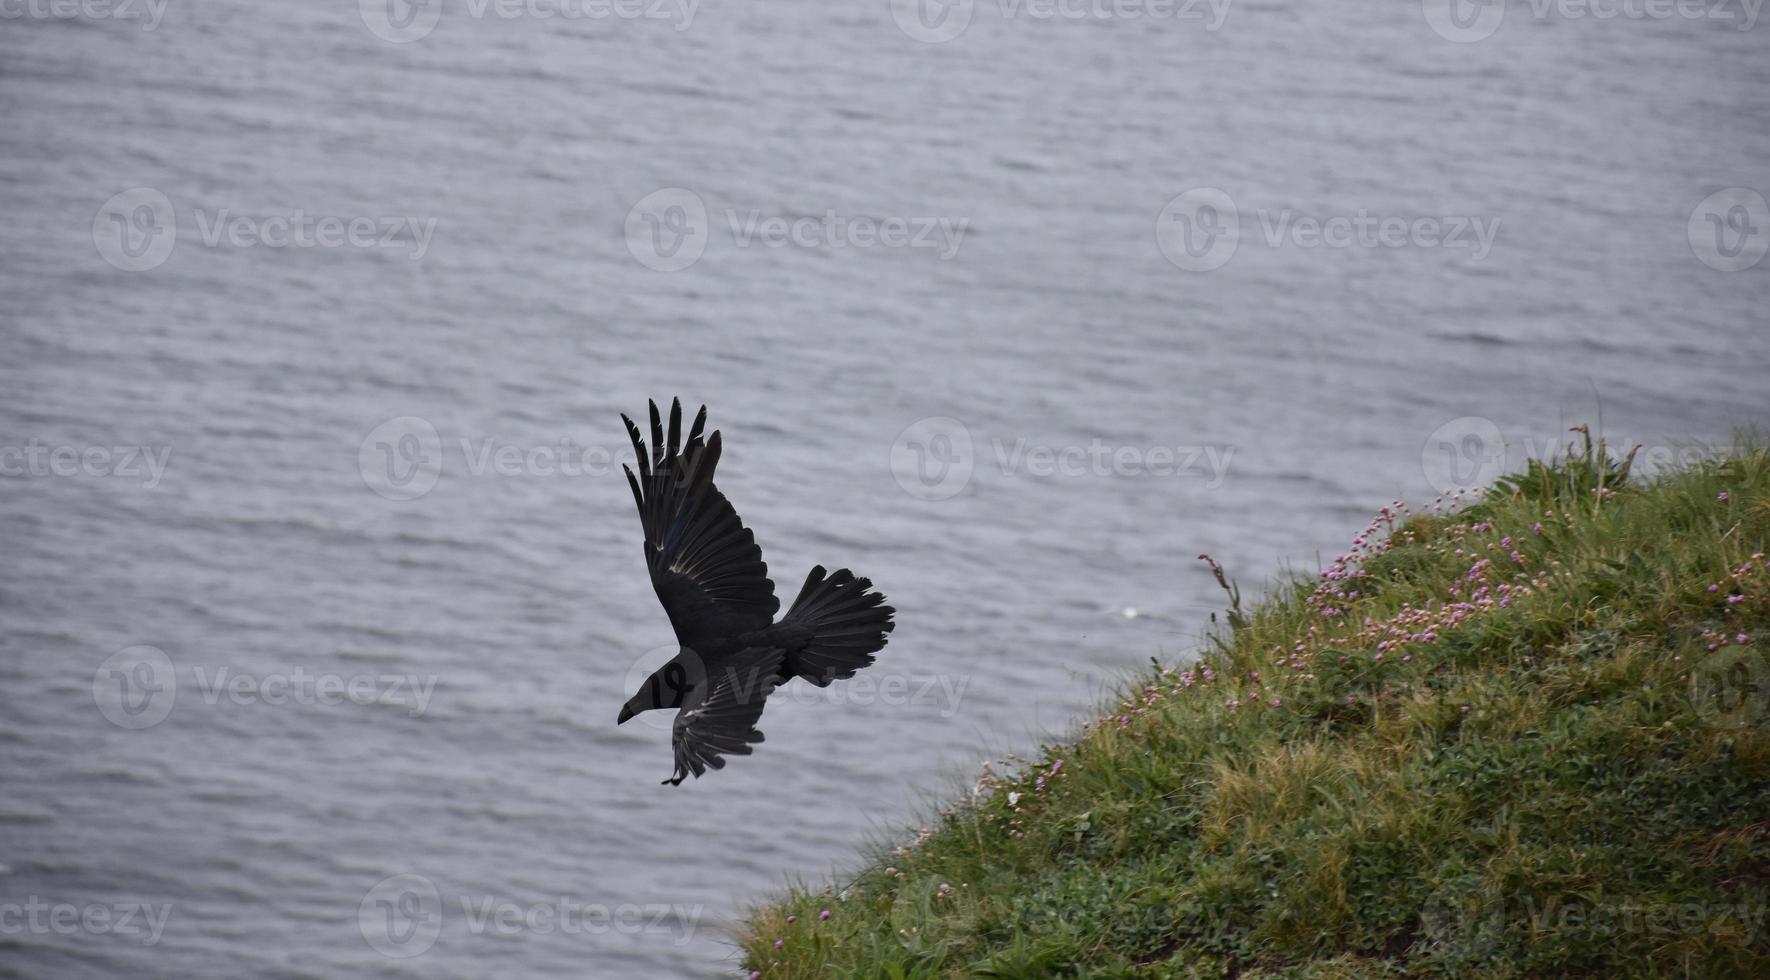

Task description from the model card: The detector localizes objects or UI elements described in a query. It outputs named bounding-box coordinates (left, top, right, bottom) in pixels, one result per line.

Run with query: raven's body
left=618, top=620, right=810, bottom=718
left=615, top=399, right=895, bottom=785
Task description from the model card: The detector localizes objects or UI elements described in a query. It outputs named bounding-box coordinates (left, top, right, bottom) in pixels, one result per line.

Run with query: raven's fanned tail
left=780, top=565, right=895, bottom=686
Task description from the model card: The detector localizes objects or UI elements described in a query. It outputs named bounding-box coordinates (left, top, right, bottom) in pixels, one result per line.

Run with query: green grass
left=739, top=431, right=1770, bottom=979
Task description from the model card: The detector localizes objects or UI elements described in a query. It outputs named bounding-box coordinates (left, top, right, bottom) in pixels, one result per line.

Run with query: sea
left=1, top=0, right=1766, bottom=975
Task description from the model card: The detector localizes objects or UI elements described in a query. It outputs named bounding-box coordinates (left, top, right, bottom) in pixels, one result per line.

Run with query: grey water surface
left=2, top=0, right=1767, bottom=976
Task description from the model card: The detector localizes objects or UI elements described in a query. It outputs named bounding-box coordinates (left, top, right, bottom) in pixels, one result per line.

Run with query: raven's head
left=618, top=654, right=698, bottom=725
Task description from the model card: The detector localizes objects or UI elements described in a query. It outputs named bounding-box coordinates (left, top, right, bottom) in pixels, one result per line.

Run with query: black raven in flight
left=616, top=399, right=895, bottom=785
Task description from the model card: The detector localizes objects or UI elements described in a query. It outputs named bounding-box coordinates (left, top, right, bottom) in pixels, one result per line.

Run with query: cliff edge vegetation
left=742, top=431, right=1770, bottom=979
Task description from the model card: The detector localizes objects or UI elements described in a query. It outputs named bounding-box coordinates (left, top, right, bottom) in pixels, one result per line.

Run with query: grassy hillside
left=739, top=432, right=1770, bottom=979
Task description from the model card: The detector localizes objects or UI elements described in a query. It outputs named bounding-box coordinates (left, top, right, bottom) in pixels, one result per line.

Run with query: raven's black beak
left=617, top=705, right=635, bottom=725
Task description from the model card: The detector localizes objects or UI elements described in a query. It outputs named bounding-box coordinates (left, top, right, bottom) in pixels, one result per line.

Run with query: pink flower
left=820, top=909, right=831, bottom=921
left=774, top=939, right=783, bottom=950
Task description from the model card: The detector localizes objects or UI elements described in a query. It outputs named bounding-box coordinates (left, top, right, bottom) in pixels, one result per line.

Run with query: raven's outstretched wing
left=622, top=398, right=779, bottom=646
left=666, top=647, right=783, bottom=785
